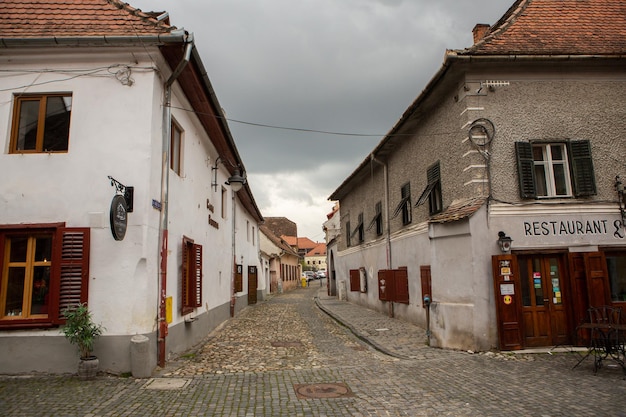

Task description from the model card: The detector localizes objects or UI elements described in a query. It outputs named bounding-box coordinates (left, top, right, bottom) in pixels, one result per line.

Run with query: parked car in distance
left=316, top=270, right=326, bottom=279
left=304, top=271, right=316, bottom=282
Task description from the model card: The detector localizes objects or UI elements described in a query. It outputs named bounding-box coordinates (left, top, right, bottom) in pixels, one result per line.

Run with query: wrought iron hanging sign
left=108, top=176, right=133, bottom=241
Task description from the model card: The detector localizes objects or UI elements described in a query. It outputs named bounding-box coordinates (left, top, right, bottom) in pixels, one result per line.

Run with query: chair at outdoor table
left=585, top=305, right=625, bottom=376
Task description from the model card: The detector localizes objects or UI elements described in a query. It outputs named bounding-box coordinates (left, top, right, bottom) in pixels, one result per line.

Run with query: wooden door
left=248, top=266, right=257, bottom=305
left=492, top=255, right=523, bottom=350
left=518, top=255, right=569, bottom=347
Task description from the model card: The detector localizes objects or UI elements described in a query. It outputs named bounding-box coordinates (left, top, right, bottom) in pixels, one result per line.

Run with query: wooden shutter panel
left=584, top=252, right=611, bottom=308
left=569, top=140, right=596, bottom=197
left=52, top=227, right=90, bottom=324
left=395, top=268, right=409, bottom=304
left=515, top=142, right=536, bottom=199
left=235, top=264, right=243, bottom=293
left=378, top=269, right=395, bottom=301
left=181, top=237, right=193, bottom=315
left=192, top=244, right=202, bottom=308
left=349, top=269, right=360, bottom=292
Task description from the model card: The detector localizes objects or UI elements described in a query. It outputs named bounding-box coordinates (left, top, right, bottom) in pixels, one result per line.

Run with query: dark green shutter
left=515, top=142, right=536, bottom=199
left=569, top=140, right=596, bottom=197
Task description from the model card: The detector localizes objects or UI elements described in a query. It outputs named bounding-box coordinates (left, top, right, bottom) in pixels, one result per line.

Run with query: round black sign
left=110, top=194, right=128, bottom=241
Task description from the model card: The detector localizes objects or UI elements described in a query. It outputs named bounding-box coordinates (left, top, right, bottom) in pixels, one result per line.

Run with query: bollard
left=130, top=334, right=151, bottom=378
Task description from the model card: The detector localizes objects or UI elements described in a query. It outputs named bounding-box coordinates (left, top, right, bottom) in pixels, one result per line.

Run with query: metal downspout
left=371, top=154, right=394, bottom=317
left=230, top=190, right=237, bottom=317
left=158, top=33, right=194, bottom=368
left=370, top=155, right=391, bottom=269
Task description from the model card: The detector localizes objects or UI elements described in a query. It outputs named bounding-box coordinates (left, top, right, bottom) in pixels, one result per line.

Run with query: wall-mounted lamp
left=212, top=156, right=247, bottom=192
left=497, top=231, right=513, bottom=254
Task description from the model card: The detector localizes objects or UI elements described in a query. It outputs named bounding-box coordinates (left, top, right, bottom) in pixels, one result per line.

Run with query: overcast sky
left=131, top=0, right=513, bottom=241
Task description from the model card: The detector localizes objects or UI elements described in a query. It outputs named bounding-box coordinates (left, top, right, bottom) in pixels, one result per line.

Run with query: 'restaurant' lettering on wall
left=524, top=220, right=625, bottom=239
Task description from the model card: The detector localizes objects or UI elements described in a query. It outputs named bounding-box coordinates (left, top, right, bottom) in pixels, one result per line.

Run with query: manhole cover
left=271, top=341, right=303, bottom=348
left=294, top=383, right=354, bottom=399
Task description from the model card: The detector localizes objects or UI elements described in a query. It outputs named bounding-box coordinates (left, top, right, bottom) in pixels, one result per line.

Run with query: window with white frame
left=515, top=140, right=596, bottom=199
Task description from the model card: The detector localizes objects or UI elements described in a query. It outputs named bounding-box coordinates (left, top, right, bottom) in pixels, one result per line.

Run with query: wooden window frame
left=170, top=119, right=183, bottom=176
left=0, top=225, right=89, bottom=329
left=10, top=93, right=72, bottom=153
left=181, top=237, right=202, bottom=315
left=392, top=183, right=412, bottom=225
left=416, top=161, right=442, bottom=215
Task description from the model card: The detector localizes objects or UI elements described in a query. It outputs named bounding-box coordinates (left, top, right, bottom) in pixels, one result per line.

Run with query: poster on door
left=533, top=272, right=541, bottom=289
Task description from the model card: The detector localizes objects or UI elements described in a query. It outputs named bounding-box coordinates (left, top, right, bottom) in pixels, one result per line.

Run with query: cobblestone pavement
left=1, top=285, right=626, bottom=416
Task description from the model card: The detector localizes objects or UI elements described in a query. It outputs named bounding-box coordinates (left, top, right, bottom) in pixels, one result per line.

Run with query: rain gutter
left=0, top=31, right=188, bottom=48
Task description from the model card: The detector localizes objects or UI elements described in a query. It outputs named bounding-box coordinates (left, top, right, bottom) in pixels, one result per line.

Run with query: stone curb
left=314, top=296, right=411, bottom=360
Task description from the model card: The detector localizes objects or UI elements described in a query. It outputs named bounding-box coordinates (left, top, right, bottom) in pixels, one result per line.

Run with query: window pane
left=519, top=258, right=531, bottom=306
left=9, top=237, right=28, bottom=262
left=606, top=255, right=626, bottom=302
left=534, top=165, right=548, bottom=196
left=533, top=258, right=543, bottom=306
left=34, top=236, right=52, bottom=262
left=31, top=266, right=50, bottom=315
left=5, top=267, right=25, bottom=316
left=553, top=163, right=568, bottom=195
left=532, top=146, right=544, bottom=161
left=43, top=96, right=71, bottom=151
left=550, top=144, right=564, bottom=161
left=17, top=100, right=40, bottom=151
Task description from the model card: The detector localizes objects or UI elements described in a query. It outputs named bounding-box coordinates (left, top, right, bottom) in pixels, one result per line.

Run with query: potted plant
left=62, top=303, right=104, bottom=380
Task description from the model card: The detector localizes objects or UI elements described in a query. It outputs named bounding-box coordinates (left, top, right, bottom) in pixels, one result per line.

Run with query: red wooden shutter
left=192, top=244, right=202, bottom=308
left=420, top=265, right=432, bottom=308
left=181, top=237, right=193, bottom=315
left=378, top=269, right=395, bottom=301
left=349, top=269, right=360, bottom=292
left=51, top=227, right=90, bottom=324
left=395, top=268, right=409, bottom=304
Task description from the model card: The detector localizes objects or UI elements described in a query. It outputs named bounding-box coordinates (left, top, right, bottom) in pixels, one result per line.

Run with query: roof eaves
left=0, top=31, right=187, bottom=48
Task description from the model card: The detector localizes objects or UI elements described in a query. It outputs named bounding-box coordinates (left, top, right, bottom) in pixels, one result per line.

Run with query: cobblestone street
left=1, top=285, right=626, bottom=416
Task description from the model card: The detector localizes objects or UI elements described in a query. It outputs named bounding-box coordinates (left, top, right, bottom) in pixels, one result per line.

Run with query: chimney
left=472, top=24, right=490, bottom=44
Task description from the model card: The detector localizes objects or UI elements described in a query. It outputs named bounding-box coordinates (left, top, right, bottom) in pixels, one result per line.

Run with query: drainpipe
left=230, top=190, right=237, bottom=317
left=158, top=33, right=194, bottom=368
left=371, top=154, right=394, bottom=318
left=370, top=155, right=391, bottom=268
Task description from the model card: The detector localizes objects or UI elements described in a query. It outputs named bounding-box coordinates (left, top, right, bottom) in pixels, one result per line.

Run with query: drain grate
left=294, top=383, right=354, bottom=399
left=271, top=341, right=303, bottom=348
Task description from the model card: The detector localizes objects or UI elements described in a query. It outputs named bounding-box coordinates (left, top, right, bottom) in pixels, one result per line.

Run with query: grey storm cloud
left=131, top=0, right=513, bottom=238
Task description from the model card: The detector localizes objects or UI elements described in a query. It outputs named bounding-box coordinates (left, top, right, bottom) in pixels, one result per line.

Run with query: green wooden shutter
left=569, top=140, right=596, bottom=197
left=515, top=142, right=536, bottom=199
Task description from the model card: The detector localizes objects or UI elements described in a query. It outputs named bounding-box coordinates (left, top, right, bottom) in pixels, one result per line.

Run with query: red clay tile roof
left=305, top=242, right=326, bottom=257
left=0, top=0, right=174, bottom=39
left=463, top=0, right=626, bottom=56
left=429, top=197, right=487, bottom=224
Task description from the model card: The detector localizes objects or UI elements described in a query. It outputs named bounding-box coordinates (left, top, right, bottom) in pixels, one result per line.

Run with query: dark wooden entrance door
left=518, top=255, right=569, bottom=347
left=248, top=266, right=258, bottom=305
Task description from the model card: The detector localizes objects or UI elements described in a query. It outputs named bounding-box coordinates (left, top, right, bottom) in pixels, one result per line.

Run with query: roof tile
left=0, top=0, right=174, bottom=39
left=463, top=0, right=626, bottom=56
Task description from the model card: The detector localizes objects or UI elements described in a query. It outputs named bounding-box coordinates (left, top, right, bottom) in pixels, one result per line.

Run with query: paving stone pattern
left=1, top=285, right=626, bottom=416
